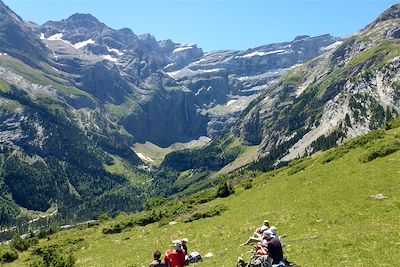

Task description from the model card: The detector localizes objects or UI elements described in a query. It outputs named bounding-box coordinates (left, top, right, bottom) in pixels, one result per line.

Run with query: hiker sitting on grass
left=241, top=220, right=270, bottom=246
left=164, top=240, right=186, bottom=267
left=149, top=250, right=166, bottom=267
left=263, top=230, right=285, bottom=266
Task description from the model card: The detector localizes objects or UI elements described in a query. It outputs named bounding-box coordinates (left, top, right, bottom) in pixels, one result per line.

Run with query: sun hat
left=269, top=226, right=277, bottom=235
left=172, top=240, right=183, bottom=251
left=263, top=229, right=273, bottom=238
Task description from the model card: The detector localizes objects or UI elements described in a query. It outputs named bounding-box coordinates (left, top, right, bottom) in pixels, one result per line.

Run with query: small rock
left=370, top=194, right=388, bottom=200
left=169, top=221, right=177, bottom=225
left=204, top=252, right=213, bottom=258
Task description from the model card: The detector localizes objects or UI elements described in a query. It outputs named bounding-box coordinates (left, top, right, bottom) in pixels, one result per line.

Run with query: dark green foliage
left=102, top=188, right=221, bottom=234
left=149, top=168, right=180, bottom=197
left=320, top=130, right=385, bottom=164
left=345, top=114, right=352, bottom=127
left=97, top=212, right=110, bottom=222
left=3, top=157, right=60, bottom=211
left=88, top=184, right=144, bottom=218
left=216, top=181, right=235, bottom=198
left=310, top=128, right=346, bottom=153
left=385, top=118, right=400, bottom=130
left=0, top=249, right=18, bottom=263
left=369, top=100, right=386, bottom=130
left=37, top=224, right=59, bottom=239
left=241, top=179, right=253, bottom=190
left=145, top=198, right=166, bottom=210
left=0, top=198, right=20, bottom=225
left=31, top=246, right=75, bottom=267
left=361, top=139, right=400, bottom=162
left=30, top=238, right=84, bottom=267
left=10, top=234, right=38, bottom=252
left=184, top=204, right=228, bottom=223
left=287, top=158, right=314, bottom=176
left=161, top=136, right=242, bottom=172
left=249, top=128, right=309, bottom=172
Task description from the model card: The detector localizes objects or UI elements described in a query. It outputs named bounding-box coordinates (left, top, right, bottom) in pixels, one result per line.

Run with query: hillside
left=163, top=3, right=400, bottom=174
left=2, top=120, right=399, bottom=266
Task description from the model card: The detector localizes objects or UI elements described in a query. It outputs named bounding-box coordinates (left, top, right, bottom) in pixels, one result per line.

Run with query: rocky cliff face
left=233, top=6, right=400, bottom=169
left=165, top=34, right=338, bottom=137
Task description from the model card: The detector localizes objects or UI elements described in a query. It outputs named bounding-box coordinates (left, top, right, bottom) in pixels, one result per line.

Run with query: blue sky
left=4, top=0, right=399, bottom=51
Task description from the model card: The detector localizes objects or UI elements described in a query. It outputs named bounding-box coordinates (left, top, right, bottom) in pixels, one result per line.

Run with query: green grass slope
left=4, top=125, right=400, bottom=266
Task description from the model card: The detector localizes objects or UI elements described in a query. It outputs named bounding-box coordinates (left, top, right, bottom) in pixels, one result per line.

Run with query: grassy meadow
left=3, top=127, right=400, bottom=266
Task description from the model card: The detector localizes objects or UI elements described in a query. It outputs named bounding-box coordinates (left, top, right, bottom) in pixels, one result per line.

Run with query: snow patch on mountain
left=107, top=46, right=124, bottom=56
left=321, top=41, right=343, bottom=51
left=226, top=100, right=237, bottom=106
left=72, top=39, right=95, bottom=49
left=101, top=55, right=118, bottom=62
left=173, top=45, right=194, bottom=53
left=237, top=49, right=286, bottom=58
left=47, top=33, right=64, bottom=41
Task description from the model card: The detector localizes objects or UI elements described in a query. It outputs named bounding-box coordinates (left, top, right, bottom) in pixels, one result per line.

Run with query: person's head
left=172, top=240, right=183, bottom=251
left=153, top=250, right=161, bottom=260
left=181, top=238, right=188, bottom=244
left=263, top=220, right=270, bottom=228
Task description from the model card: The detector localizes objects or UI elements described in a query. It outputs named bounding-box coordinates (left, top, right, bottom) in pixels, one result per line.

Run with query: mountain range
left=1, top=0, right=400, bottom=225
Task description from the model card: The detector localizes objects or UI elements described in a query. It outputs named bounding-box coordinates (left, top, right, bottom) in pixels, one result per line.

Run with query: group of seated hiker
left=150, top=238, right=191, bottom=267
left=238, top=220, right=286, bottom=267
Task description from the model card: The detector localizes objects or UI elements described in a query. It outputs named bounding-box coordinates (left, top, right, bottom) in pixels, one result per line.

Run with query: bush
left=184, top=204, right=228, bottom=223
left=10, top=235, right=37, bottom=252
left=31, top=246, right=75, bottom=267
left=216, top=181, right=235, bottom=198
left=38, top=223, right=59, bottom=239
left=241, top=179, right=253, bottom=190
left=98, top=212, right=111, bottom=222
left=361, top=139, right=400, bottom=162
left=0, top=249, right=18, bottom=263
left=145, top=197, right=166, bottom=210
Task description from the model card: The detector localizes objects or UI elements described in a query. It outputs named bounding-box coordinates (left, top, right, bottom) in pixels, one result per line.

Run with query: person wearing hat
left=149, top=250, right=166, bottom=267
left=241, top=220, right=271, bottom=246
left=164, top=240, right=186, bottom=267
left=264, top=230, right=284, bottom=266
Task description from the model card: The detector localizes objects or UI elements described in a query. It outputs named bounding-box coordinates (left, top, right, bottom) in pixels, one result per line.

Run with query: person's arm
left=163, top=253, right=170, bottom=267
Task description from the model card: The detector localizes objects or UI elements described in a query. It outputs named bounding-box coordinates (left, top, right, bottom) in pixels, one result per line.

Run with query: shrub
left=10, top=235, right=36, bottom=252
left=145, top=197, right=166, bottom=210
left=241, top=179, right=253, bottom=190
left=31, top=246, right=75, bottom=267
left=216, top=181, right=235, bottom=198
left=361, top=139, right=400, bottom=162
left=184, top=204, right=228, bottom=223
left=38, top=223, right=59, bottom=239
left=0, top=249, right=18, bottom=263
left=98, top=212, right=111, bottom=222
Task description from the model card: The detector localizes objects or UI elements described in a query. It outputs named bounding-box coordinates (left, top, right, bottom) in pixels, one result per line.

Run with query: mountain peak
left=64, top=13, right=106, bottom=29
left=0, top=0, right=24, bottom=23
left=374, top=4, right=400, bottom=24
left=67, top=13, right=99, bottom=23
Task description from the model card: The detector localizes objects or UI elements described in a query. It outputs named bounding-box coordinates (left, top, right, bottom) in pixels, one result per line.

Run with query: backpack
left=188, top=251, right=202, bottom=264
